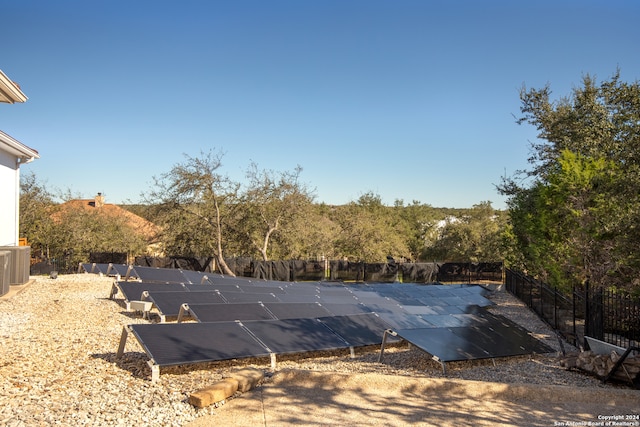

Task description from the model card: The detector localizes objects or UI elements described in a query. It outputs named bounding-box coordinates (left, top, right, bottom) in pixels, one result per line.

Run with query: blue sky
left=2, top=1, right=639, bottom=208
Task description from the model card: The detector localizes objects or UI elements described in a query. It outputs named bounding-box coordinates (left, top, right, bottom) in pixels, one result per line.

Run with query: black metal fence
left=505, top=269, right=640, bottom=349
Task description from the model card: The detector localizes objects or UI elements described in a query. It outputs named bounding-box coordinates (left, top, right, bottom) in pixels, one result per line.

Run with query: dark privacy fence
left=131, top=256, right=503, bottom=284
left=505, top=269, right=640, bottom=349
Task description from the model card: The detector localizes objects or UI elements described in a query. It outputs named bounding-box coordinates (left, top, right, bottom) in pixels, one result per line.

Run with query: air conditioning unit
left=0, top=246, right=31, bottom=286
left=0, top=250, right=10, bottom=296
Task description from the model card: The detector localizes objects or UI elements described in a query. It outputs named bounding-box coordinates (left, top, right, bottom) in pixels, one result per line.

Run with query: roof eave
left=0, top=70, right=27, bottom=104
left=0, top=130, right=39, bottom=162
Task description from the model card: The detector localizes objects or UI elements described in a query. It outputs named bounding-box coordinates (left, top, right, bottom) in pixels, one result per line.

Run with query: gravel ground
left=0, top=274, right=624, bottom=426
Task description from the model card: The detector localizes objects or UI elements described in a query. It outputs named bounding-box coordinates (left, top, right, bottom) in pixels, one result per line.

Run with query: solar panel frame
left=236, top=284, right=287, bottom=294
left=179, top=270, right=213, bottom=285
left=278, top=285, right=320, bottom=295
left=240, top=318, right=350, bottom=354
left=130, top=266, right=189, bottom=284
left=146, top=291, right=226, bottom=317
left=187, top=302, right=275, bottom=322
left=183, top=283, right=241, bottom=293
left=402, top=305, right=440, bottom=315
left=389, top=309, right=555, bottom=363
left=376, top=312, right=435, bottom=329
left=128, top=322, right=271, bottom=366
left=209, top=276, right=264, bottom=286
left=317, top=313, right=393, bottom=347
left=317, top=293, right=360, bottom=304
left=319, top=302, right=372, bottom=316
left=269, top=293, right=322, bottom=303
left=419, top=314, right=470, bottom=328
left=394, top=327, right=492, bottom=362
left=113, top=268, right=553, bottom=381
left=107, top=264, right=131, bottom=276
left=219, top=291, right=281, bottom=303
left=92, top=263, right=110, bottom=274
left=115, top=282, right=188, bottom=302
left=262, top=302, right=332, bottom=320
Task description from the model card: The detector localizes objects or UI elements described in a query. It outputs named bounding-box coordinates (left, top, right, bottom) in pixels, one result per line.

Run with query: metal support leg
left=116, top=326, right=130, bottom=358
left=124, top=265, right=134, bottom=281
left=378, top=329, right=397, bottom=363
left=148, top=361, right=160, bottom=383
left=270, top=353, right=276, bottom=369
left=432, top=356, right=446, bottom=374
left=177, top=303, right=190, bottom=323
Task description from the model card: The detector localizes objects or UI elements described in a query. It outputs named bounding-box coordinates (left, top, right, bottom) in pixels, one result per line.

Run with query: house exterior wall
left=0, top=148, right=19, bottom=246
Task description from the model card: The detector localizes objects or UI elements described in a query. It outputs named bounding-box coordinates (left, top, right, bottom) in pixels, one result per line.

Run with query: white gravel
left=0, top=274, right=622, bottom=426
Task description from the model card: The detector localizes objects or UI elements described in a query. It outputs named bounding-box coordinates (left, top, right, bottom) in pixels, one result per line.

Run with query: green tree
left=267, top=202, right=339, bottom=260
left=502, top=70, right=640, bottom=290
left=393, top=199, right=443, bottom=261
left=145, top=150, right=239, bottom=275
left=235, top=163, right=315, bottom=260
left=331, top=192, right=409, bottom=262
left=19, top=172, right=57, bottom=257
left=51, top=207, right=147, bottom=268
left=421, top=202, right=505, bottom=263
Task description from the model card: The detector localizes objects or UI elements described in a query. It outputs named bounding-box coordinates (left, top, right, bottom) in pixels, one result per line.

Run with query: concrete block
left=232, top=368, right=264, bottom=392
left=189, top=378, right=239, bottom=408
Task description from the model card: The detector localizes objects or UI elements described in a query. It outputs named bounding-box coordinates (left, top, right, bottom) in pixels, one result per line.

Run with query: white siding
left=0, top=149, right=19, bottom=246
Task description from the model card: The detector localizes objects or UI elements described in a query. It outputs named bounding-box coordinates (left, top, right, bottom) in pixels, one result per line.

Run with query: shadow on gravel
left=92, top=352, right=151, bottom=379
left=233, top=370, right=639, bottom=427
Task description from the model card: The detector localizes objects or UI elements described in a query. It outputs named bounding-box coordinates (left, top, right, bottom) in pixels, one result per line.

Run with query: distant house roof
left=0, top=130, right=39, bottom=163
left=57, top=195, right=160, bottom=243
left=0, top=69, right=27, bottom=104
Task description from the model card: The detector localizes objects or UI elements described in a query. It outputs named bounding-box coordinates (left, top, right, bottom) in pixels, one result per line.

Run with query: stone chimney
left=95, top=192, right=105, bottom=208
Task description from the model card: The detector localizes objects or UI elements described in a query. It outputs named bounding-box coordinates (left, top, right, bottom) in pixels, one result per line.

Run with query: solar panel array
left=87, top=264, right=554, bottom=379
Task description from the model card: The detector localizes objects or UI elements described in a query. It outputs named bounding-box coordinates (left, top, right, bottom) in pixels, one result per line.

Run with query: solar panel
left=281, top=283, right=321, bottom=295
left=187, top=302, right=275, bottom=322
left=263, top=302, right=332, bottom=320
left=107, top=264, right=131, bottom=277
left=241, top=318, right=349, bottom=353
left=426, top=305, right=468, bottom=315
left=179, top=269, right=213, bottom=285
left=91, top=263, right=110, bottom=274
left=361, top=303, right=407, bottom=315
left=145, top=291, right=226, bottom=317
left=377, top=312, right=435, bottom=329
left=129, top=266, right=189, bottom=283
left=274, top=293, right=322, bottom=303
left=115, top=282, right=187, bottom=302
left=209, top=276, right=264, bottom=286
left=394, top=327, right=492, bottom=361
left=183, top=283, right=241, bottom=293
left=402, top=305, right=440, bottom=315
left=114, top=267, right=553, bottom=382
left=350, top=290, right=397, bottom=304
left=466, top=312, right=555, bottom=356
left=219, top=291, right=281, bottom=303
left=247, top=279, right=295, bottom=288
left=317, top=293, right=360, bottom=304
left=128, top=322, right=270, bottom=366
left=389, top=310, right=555, bottom=363
left=318, top=313, right=393, bottom=347
left=236, top=285, right=287, bottom=294
left=319, top=302, right=372, bottom=316
left=419, top=314, right=470, bottom=328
